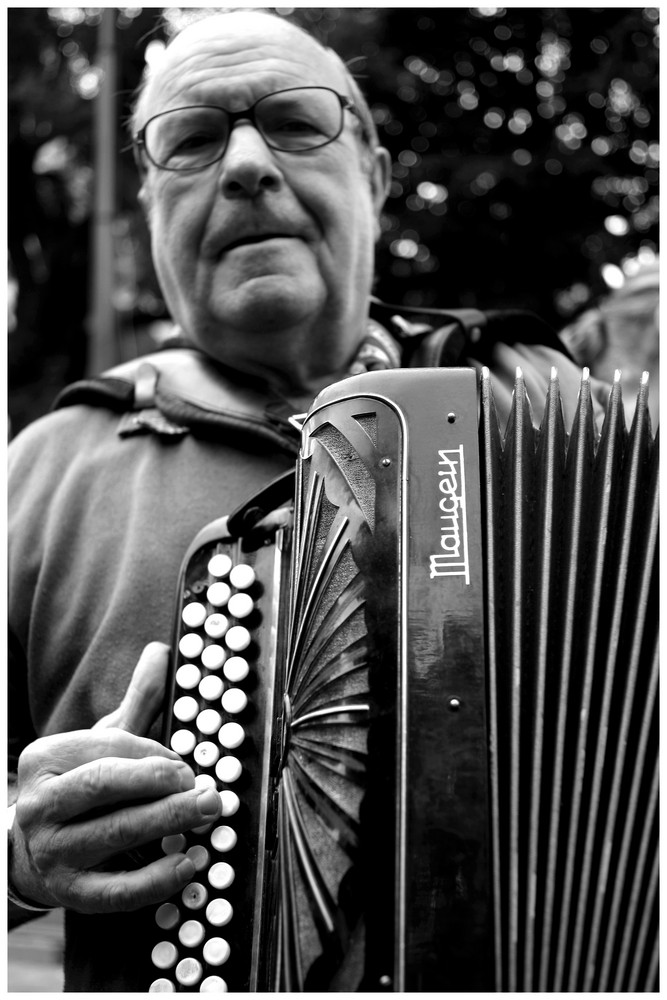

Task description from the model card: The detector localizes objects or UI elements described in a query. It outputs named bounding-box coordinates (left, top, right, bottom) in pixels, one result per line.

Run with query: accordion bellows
left=481, top=367, right=658, bottom=992
left=149, top=366, right=658, bottom=993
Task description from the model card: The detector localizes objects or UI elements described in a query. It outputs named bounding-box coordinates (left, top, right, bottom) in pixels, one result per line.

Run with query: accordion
left=148, top=366, right=658, bottom=993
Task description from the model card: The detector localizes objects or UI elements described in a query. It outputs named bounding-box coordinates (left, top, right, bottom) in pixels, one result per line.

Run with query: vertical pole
left=87, top=7, right=118, bottom=376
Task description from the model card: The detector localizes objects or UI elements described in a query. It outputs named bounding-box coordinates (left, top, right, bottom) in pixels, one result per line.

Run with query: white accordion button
left=161, top=833, right=187, bottom=855
left=229, top=564, right=255, bottom=589
left=208, top=862, right=235, bottom=890
left=210, top=825, right=237, bottom=853
left=220, top=790, right=240, bottom=817
left=221, top=688, right=248, bottom=715
left=152, top=941, right=178, bottom=970
left=179, top=633, right=204, bottom=659
left=199, top=675, right=224, bottom=702
left=223, top=656, right=249, bottom=683
left=200, top=975, right=228, bottom=992
left=173, top=696, right=199, bottom=723
left=179, top=919, right=206, bottom=948
left=206, top=898, right=233, bottom=927
left=197, top=709, right=223, bottom=735
left=224, top=626, right=250, bottom=652
left=176, top=663, right=201, bottom=690
left=227, top=592, right=254, bottom=619
left=203, top=937, right=231, bottom=967
left=208, top=553, right=232, bottom=578
left=216, top=756, right=242, bottom=784
left=171, top=729, right=197, bottom=756
left=175, top=957, right=203, bottom=987
left=155, top=902, right=180, bottom=930
left=201, top=644, right=226, bottom=670
left=207, top=582, right=231, bottom=608
left=182, top=882, right=208, bottom=910
left=149, top=978, right=176, bottom=991
left=194, top=741, right=220, bottom=768
left=194, top=773, right=217, bottom=791
left=182, top=602, right=207, bottom=628
left=185, top=845, right=210, bottom=872
left=204, top=613, right=228, bottom=639
left=218, top=722, right=245, bottom=749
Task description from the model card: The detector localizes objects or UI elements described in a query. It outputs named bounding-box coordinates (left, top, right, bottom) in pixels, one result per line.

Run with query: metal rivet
left=381, top=457, right=392, bottom=467
left=447, top=412, right=456, bottom=423
left=448, top=697, right=461, bottom=712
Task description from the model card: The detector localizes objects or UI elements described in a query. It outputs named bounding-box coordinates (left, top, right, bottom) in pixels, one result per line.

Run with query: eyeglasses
left=134, top=86, right=364, bottom=172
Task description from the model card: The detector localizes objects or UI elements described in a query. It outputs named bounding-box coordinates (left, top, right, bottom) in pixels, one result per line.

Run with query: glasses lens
left=145, top=107, right=228, bottom=170
left=257, top=88, right=343, bottom=150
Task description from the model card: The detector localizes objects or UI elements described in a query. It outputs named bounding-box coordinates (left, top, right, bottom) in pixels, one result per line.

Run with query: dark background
left=8, top=7, right=659, bottom=434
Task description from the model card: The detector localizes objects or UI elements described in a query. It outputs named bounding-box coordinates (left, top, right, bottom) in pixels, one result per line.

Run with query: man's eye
left=173, top=131, right=219, bottom=152
left=272, top=116, right=322, bottom=135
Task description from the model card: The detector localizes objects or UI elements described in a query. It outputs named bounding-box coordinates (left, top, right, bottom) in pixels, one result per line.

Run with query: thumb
left=93, top=641, right=171, bottom=736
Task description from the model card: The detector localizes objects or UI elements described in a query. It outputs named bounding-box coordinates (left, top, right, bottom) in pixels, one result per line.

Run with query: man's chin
left=211, top=275, right=323, bottom=332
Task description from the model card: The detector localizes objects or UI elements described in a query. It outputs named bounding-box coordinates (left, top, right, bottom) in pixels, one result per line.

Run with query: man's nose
left=218, top=122, right=283, bottom=198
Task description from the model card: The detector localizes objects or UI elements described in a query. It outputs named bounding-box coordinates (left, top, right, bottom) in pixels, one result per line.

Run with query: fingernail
left=197, top=788, right=221, bottom=818
left=176, top=856, right=196, bottom=880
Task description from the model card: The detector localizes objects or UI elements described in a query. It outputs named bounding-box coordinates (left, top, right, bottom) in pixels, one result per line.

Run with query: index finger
left=41, top=755, right=195, bottom=823
left=19, top=728, right=181, bottom=782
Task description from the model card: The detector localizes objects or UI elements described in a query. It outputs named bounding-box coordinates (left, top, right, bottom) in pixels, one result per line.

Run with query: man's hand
left=10, top=642, right=221, bottom=913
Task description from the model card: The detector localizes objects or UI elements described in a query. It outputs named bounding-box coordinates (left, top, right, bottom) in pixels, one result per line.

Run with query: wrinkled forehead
left=138, top=12, right=349, bottom=123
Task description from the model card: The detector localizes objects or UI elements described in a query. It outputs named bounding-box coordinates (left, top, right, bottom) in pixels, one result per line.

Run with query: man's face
left=138, top=13, right=390, bottom=392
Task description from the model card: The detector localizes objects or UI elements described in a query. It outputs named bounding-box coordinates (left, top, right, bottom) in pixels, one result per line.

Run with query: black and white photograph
left=7, top=6, right=659, bottom=993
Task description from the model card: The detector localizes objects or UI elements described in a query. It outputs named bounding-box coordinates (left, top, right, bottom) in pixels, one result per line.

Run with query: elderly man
left=8, top=10, right=602, bottom=992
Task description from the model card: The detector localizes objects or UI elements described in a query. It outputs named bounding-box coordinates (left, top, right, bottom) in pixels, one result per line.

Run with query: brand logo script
left=429, top=446, right=470, bottom=584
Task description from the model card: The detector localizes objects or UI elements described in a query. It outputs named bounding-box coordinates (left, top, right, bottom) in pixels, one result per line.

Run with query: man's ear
left=370, top=146, right=392, bottom=236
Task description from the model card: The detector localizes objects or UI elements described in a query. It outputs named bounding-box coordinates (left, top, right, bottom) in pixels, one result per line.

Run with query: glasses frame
left=133, top=86, right=365, bottom=172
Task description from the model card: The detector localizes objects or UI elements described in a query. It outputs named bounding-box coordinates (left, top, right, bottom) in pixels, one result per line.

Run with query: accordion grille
left=271, top=401, right=402, bottom=991
left=480, top=368, right=658, bottom=992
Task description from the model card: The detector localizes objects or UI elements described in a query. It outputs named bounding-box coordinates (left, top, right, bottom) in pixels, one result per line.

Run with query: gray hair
left=130, top=7, right=380, bottom=172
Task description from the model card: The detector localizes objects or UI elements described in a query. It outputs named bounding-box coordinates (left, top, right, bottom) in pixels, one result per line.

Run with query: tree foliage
left=298, top=7, right=659, bottom=322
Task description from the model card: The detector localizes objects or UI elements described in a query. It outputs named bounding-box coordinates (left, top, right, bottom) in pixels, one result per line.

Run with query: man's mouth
left=222, top=233, right=295, bottom=253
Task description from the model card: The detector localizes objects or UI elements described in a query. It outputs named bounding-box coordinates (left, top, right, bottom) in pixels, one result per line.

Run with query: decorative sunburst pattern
left=268, top=400, right=403, bottom=991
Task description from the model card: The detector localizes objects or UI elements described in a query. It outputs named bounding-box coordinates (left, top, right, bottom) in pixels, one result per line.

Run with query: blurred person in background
left=559, top=259, right=659, bottom=428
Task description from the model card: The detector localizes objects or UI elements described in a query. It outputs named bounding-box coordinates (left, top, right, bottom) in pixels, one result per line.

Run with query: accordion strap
left=369, top=296, right=574, bottom=368
left=51, top=301, right=576, bottom=451
left=226, top=468, right=296, bottom=541
left=53, top=348, right=302, bottom=454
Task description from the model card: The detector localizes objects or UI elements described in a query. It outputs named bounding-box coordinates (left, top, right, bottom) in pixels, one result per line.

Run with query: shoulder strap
left=369, top=297, right=575, bottom=368
left=53, top=348, right=301, bottom=454
left=54, top=375, right=135, bottom=412
left=52, top=302, right=575, bottom=438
